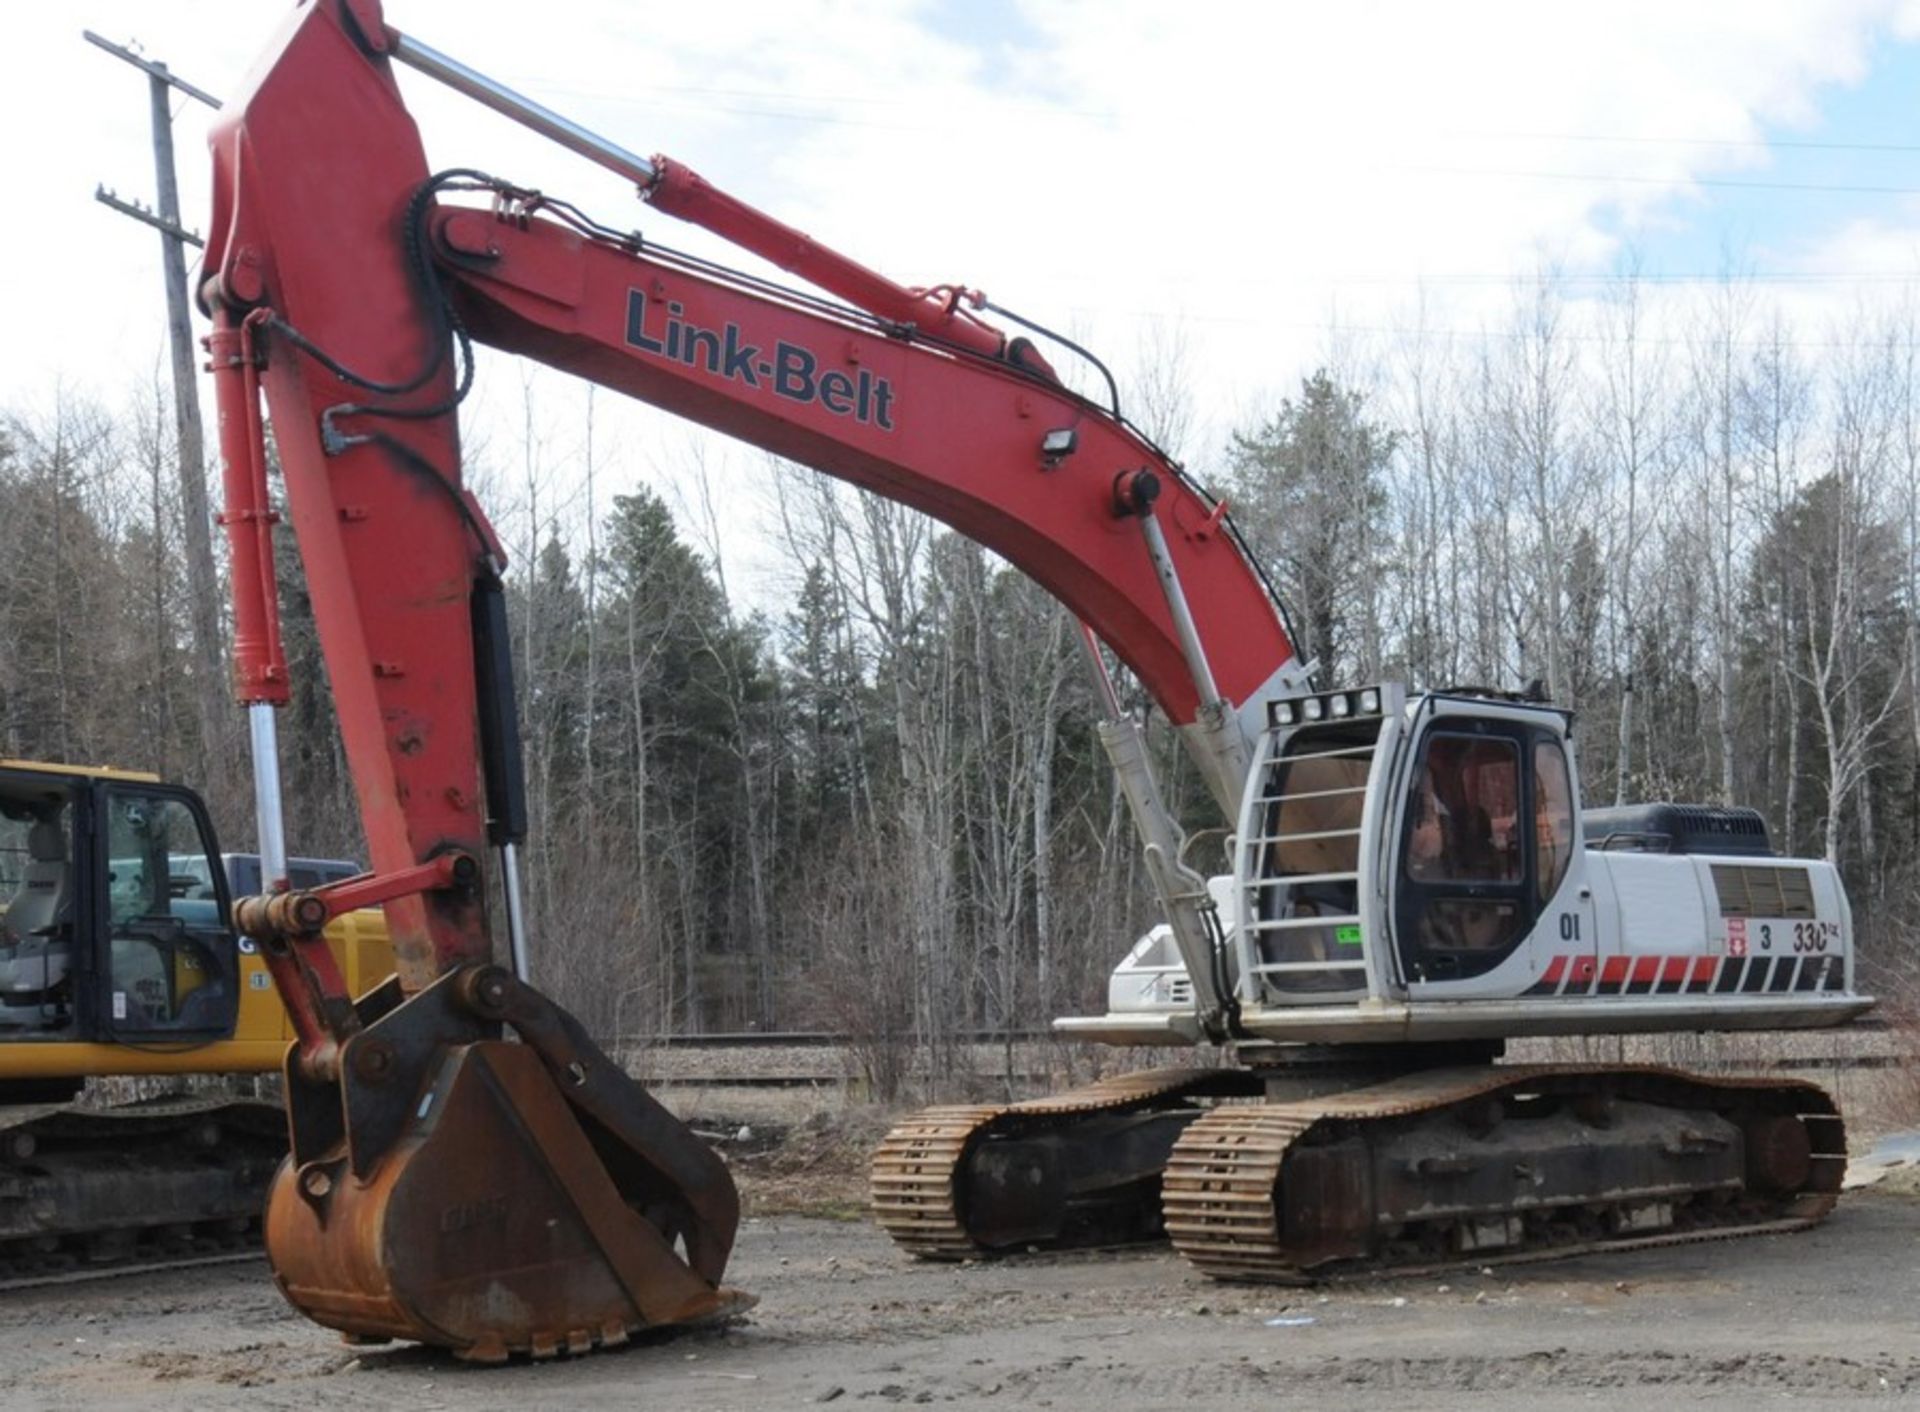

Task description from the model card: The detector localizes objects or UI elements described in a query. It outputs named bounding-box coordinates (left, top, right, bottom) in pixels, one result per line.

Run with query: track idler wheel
left=264, top=967, right=750, bottom=1361
left=1743, top=1114, right=1813, bottom=1196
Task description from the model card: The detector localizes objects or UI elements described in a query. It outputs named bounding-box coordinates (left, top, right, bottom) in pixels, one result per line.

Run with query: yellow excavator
left=0, top=758, right=391, bottom=1279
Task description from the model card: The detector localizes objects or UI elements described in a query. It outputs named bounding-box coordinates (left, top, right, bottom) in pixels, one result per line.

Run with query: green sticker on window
left=1335, top=924, right=1363, bottom=948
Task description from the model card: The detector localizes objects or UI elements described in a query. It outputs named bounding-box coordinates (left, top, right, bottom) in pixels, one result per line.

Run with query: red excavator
left=204, top=0, right=1869, bottom=1361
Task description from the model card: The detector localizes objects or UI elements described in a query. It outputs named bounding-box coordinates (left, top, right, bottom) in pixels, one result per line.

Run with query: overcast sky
left=11, top=0, right=1920, bottom=599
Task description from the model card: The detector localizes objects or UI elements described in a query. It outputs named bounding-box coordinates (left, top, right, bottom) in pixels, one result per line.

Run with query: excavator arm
left=201, top=0, right=1300, bottom=1359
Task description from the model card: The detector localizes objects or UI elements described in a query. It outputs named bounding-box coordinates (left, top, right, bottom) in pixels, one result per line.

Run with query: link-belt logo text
left=626, top=291, right=896, bottom=431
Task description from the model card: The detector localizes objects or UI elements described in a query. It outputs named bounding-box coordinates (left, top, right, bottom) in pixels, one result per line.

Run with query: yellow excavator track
left=0, top=1095, right=284, bottom=1286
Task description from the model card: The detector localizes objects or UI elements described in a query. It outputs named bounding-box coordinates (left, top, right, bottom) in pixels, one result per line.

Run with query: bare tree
left=1591, top=259, right=1671, bottom=801
left=1498, top=266, right=1583, bottom=702
left=1684, top=270, right=1759, bottom=802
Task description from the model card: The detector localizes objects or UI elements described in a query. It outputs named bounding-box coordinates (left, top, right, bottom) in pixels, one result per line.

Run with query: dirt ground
left=1, top=1164, right=1917, bottom=1410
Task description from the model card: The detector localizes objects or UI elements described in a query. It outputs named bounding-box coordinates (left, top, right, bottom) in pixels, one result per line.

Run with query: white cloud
left=6, top=0, right=1917, bottom=601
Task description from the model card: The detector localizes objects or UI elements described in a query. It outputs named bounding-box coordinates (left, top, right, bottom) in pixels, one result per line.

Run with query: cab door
left=88, top=783, right=240, bottom=1042
left=1393, top=712, right=1588, bottom=990
left=1529, top=733, right=1597, bottom=991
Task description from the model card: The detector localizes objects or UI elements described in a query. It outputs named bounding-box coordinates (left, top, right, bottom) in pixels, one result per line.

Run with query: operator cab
left=1067, top=682, right=1870, bottom=1046
left=1237, top=684, right=1576, bottom=998
left=0, top=764, right=241, bottom=1044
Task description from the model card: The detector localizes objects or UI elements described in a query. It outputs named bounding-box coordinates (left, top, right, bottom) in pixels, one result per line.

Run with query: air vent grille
left=1711, top=864, right=1816, bottom=919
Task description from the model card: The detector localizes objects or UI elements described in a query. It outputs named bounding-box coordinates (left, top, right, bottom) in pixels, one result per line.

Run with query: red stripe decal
left=1690, top=957, right=1718, bottom=984
left=1600, top=957, right=1630, bottom=985
left=1630, top=957, right=1661, bottom=984
left=1543, top=956, right=1569, bottom=984
left=1660, top=957, right=1690, bottom=985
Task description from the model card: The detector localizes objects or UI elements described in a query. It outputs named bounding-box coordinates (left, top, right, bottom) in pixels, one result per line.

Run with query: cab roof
left=0, top=759, right=163, bottom=784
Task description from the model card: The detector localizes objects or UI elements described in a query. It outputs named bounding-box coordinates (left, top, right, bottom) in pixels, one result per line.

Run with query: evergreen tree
left=1225, top=370, right=1395, bottom=683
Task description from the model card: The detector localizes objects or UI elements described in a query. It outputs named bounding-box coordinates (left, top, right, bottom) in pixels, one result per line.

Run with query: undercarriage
left=871, top=1056, right=1845, bottom=1281
left=871, top=1069, right=1260, bottom=1257
left=0, top=1095, right=284, bottom=1285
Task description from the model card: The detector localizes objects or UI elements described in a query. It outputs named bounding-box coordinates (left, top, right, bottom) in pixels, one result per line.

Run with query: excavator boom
left=203, top=0, right=1294, bottom=1360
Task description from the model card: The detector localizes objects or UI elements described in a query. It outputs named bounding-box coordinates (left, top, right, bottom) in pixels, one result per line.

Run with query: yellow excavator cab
left=0, top=761, right=397, bottom=1276
left=0, top=760, right=395, bottom=1079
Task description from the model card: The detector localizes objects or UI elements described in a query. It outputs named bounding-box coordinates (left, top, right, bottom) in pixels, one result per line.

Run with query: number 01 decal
left=1558, top=913, right=1581, bottom=942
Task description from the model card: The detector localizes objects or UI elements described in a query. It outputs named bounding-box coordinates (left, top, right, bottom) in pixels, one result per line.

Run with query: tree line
left=1, top=270, right=1916, bottom=1089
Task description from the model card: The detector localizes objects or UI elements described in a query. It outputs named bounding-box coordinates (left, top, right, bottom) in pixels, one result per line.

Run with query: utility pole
left=85, top=33, right=233, bottom=793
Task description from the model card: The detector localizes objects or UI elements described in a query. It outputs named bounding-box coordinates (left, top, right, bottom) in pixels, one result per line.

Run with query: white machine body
left=1062, top=685, right=1871, bottom=1047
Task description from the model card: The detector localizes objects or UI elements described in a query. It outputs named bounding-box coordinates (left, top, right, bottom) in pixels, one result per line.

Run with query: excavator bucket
left=263, top=966, right=749, bottom=1361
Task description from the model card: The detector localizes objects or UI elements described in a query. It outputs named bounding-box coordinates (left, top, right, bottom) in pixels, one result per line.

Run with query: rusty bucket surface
left=266, top=969, right=749, bottom=1362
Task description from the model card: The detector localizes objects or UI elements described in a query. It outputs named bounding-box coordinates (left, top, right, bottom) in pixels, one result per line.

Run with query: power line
left=1449, top=130, right=1920, bottom=156
left=1096, top=306, right=1920, bottom=352
left=81, top=31, right=221, bottom=110
left=468, top=78, right=1920, bottom=161
left=1397, top=165, right=1920, bottom=196
left=1303, top=271, right=1920, bottom=288
left=1031, top=265, right=1920, bottom=291
left=499, top=74, right=1111, bottom=122
left=439, top=84, right=1920, bottom=198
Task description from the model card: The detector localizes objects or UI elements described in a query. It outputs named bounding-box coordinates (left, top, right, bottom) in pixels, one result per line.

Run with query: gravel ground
left=1, top=1188, right=1917, bottom=1410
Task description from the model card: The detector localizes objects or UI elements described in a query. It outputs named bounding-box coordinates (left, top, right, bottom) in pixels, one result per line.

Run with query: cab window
left=0, top=789, right=79, bottom=1030
left=103, top=789, right=233, bottom=1034
left=1534, top=740, right=1575, bottom=904
left=1268, top=753, right=1368, bottom=878
left=1406, top=736, right=1521, bottom=884
left=1398, top=730, right=1530, bottom=977
left=1252, top=735, right=1374, bottom=991
left=0, top=801, right=75, bottom=942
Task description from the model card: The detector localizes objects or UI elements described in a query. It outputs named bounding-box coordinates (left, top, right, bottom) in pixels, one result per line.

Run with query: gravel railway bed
left=1, top=1189, right=1916, bottom=1409
left=630, top=1025, right=1910, bottom=1093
